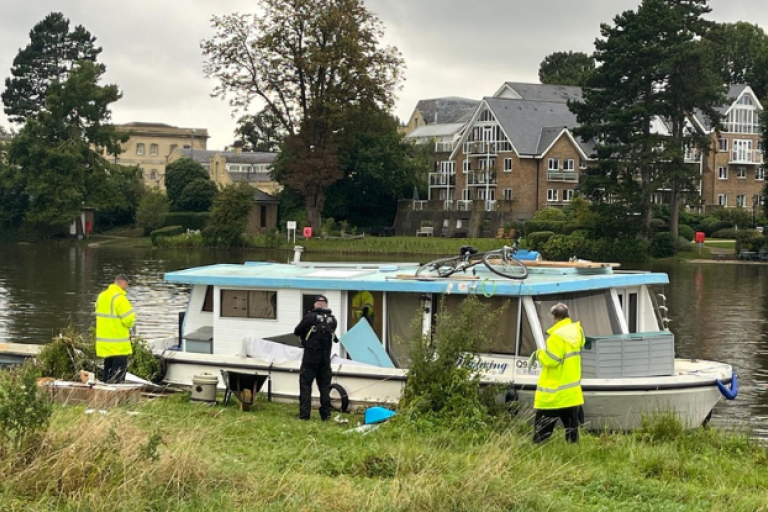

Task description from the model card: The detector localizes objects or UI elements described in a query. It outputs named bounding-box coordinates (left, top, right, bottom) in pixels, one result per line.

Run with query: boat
left=152, top=248, right=735, bottom=431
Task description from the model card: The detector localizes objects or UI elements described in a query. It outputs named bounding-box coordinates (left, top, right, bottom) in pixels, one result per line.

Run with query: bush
left=163, top=212, right=210, bottom=230
left=678, top=224, right=694, bottom=241
left=533, top=207, right=567, bottom=222
left=128, top=338, right=164, bottom=383
left=136, top=190, right=169, bottom=233
left=650, top=232, right=677, bottom=258
left=541, top=235, right=649, bottom=263
left=400, top=296, right=507, bottom=431
left=38, top=326, right=97, bottom=380
left=524, top=221, right=567, bottom=236
left=0, top=361, right=52, bottom=453
left=151, top=225, right=185, bottom=245
left=650, top=218, right=668, bottom=232
left=704, top=220, right=733, bottom=236
left=526, top=231, right=555, bottom=250
left=203, top=183, right=253, bottom=247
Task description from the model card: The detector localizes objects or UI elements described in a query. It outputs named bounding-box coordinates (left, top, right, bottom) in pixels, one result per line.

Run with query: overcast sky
left=0, top=0, right=765, bottom=149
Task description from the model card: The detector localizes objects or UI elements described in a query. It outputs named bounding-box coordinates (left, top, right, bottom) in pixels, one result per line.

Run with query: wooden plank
left=522, top=260, right=621, bottom=269
left=394, top=274, right=480, bottom=281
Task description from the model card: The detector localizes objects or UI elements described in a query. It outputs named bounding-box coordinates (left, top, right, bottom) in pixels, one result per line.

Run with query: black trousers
left=299, top=361, right=332, bottom=420
left=103, top=356, right=128, bottom=384
left=533, top=405, right=582, bottom=444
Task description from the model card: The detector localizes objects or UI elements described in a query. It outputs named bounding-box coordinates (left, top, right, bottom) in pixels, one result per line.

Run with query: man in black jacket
left=294, top=295, right=338, bottom=420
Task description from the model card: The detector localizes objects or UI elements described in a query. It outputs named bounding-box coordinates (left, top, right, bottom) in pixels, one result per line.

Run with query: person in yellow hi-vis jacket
left=530, top=302, right=585, bottom=443
left=95, top=274, right=136, bottom=383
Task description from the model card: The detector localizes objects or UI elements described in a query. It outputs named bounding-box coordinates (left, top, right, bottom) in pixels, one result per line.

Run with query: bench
left=416, top=227, right=434, bottom=237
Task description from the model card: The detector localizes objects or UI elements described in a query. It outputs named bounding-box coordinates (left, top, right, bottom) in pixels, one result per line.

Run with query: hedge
left=650, top=232, right=676, bottom=258
left=163, top=212, right=210, bottom=230
left=527, top=231, right=555, bottom=251
left=541, top=235, right=649, bottom=264
left=678, top=224, right=694, bottom=241
left=524, top=221, right=567, bottom=236
left=704, top=220, right=733, bottom=237
left=151, top=225, right=185, bottom=245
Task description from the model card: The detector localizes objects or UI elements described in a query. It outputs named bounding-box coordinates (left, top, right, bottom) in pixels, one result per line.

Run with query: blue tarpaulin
left=339, top=320, right=395, bottom=368
left=365, top=406, right=397, bottom=424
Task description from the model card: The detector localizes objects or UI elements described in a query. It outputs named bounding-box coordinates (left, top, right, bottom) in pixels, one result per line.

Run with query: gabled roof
left=413, top=97, right=480, bottom=124
left=405, top=123, right=465, bottom=139
left=179, top=148, right=277, bottom=165
left=493, top=82, right=584, bottom=103
left=253, top=189, right=279, bottom=204
left=692, top=84, right=762, bottom=132
left=179, top=148, right=217, bottom=164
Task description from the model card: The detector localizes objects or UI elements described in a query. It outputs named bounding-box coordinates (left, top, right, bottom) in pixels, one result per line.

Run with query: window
left=462, top=189, right=472, bottom=200
left=463, top=160, right=470, bottom=173
left=736, top=195, right=746, bottom=207
left=717, top=194, right=728, bottom=206
left=718, top=138, right=728, bottom=152
left=564, top=159, right=575, bottom=171
left=548, top=158, right=559, bottom=171
left=718, top=167, right=728, bottom=180
left=260, top=205, right=268, bottom=228
left=757, top=168, right=765, bottom=181
left=579, top=159, right=587, bottom=169
left=564, top=189, right=574, bottom=202
left=478, top=158, right=495, bottom=171
left=220, top=290, right=277, bottom=319
left=758, top=141, right=764, bottom=153
left=150, top=169, right=157, bottom=181
left=347, top=290, right=384, bottom=340
left=547, top=189, right=559, bottom=202
left=150, top=144, right=159, bottom=156
left=504, top=158, right=513, bottom=172
left=503, top=188, right=512, bottom=201
left=170, top=144, right=178, bottom=153
left=725, top=94, right=760, bottom=134
left=202, top=286, right=214, bottom=312
left=478, top=189, right=487, bottom=200
left=737, top=167, right=747, bottom=179
left=136, top=143, right=145, bottom=155
left=439, top=161, right=455, bottom=173
left=478, top=109, right=495, bottom=122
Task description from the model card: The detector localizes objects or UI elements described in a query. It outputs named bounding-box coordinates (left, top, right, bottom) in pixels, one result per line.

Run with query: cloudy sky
left=0, top=0, right=765, bottom=148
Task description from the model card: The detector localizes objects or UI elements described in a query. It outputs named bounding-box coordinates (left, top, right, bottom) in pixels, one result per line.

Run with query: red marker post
left=695, top=231, right=705, bottom=255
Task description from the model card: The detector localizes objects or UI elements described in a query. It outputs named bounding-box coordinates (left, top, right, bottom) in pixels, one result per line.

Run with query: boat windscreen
left=534, top=290, right=620, bottom=338
left=386, top=293, right=423, bottom=368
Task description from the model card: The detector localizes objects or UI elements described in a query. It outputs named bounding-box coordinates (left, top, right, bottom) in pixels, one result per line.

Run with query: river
left=0, top=242, right=765, bottom=435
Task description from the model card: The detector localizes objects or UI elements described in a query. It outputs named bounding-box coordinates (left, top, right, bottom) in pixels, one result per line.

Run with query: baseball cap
left=315, top=295, right=328, bottom=303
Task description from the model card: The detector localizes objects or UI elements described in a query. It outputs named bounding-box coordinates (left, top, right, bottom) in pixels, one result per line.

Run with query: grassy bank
left=301, top=236, right=514, bottom=255
left=2, top=396, right=766, bottom=511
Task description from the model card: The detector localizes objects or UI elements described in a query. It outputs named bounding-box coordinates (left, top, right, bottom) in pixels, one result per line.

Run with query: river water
left=0, top=242, right=765, bottom=435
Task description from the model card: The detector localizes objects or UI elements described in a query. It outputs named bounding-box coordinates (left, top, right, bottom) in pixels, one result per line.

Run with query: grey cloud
left=0, top=0, right=766, bottom=148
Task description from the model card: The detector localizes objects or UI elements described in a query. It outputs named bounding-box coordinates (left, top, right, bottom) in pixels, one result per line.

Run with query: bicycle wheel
left=482, top=251, right=529, bottom=280
left=416, top=257, right=460, bottom=277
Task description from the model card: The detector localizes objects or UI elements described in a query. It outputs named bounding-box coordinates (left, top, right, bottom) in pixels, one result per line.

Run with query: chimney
left=233, top=140, right=244, bottom=154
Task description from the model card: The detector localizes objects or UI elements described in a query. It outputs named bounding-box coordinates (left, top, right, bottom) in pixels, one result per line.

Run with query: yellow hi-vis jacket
left=533, top=318, right=585, bottom=410
left=95, top=284, right=135, bottom=358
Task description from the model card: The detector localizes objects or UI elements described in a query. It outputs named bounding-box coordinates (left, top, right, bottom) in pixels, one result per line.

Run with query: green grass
left=703, top=240, right=736, bottom=250
left=2, top=397, right=766, bottom=511
left=302, top=236, right=520, bottom=256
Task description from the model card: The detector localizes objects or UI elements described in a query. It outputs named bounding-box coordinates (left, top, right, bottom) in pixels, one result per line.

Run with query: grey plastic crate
left=581, top=331, right=674, bottom=378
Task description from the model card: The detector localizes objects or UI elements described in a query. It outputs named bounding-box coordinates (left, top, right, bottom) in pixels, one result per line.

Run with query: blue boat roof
left=164, top=261, right=669, bottom=296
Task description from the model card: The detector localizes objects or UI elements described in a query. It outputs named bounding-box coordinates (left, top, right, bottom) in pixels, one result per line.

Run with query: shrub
left=399, top=296, right=507, bottom=430
left=704, top=220, right=733, bottom=236
left=650, top=218, right=668, bottom=232
left=154, top=232, right=204, bottom=249
left=136, top=190, right=169, bottom=233
left=650, top=232, right=677, bottom=258
left=128, top=338, right=164, bottom=383
left=533, top=207, right=567, bottom=221
left=562, top=222, right=588, bottom=235
left=524, top=221, right=567, bottom=236
left=678, top=224, right=694, bottom=241
left=38, top=326, right=97, bottom=380
left=711, top=228, right=738, bottom=239
left=151, top=225, right=185, bottom=245
left=526, top=231, right=555, bottom=250
left=0, top=360, right=52, bottom=453
left=541, top=235, right=649, bottom=263
left=203, top=183, right=253, bottom=247
left=163, top=212, right=210, bottom=230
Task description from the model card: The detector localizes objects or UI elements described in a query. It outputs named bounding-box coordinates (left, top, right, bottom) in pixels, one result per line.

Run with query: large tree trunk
left=305, top=191, right=324, bottom=234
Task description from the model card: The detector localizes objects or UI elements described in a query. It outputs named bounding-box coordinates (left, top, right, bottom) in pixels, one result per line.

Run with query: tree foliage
left=2, top=12, right=101, bottom=123
left=571, top=0, right=723, bottom=243
left=703, top=22, right=768, bottom=99
left=176, top=179, right=218, bottom=213
left=203, top=183, right=254, bottom=247
left=201, top=0, right=404, bottom=230
left=234, top=108, right=285, bottom=152
left=164, top=158, right=211, bottom=211
left=538, top=51, right=595, bottom=86
left=136, top=189, right=169, bottom=232
left=6, top=61, right=129, bottom=226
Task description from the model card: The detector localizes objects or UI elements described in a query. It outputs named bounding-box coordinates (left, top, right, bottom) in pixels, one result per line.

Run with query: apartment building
left=112, top=122, right=209, bottom=188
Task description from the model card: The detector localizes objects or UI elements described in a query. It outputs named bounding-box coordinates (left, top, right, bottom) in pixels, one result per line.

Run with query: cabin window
left=534, top=291, right=620, bottom=337
left=386, top=293, right=423, bottom=368
left=617, top=291, right=639, bottom=333
left=202, top=286, right=214, bottom=312
left=347, top=290, right=384, bottom=340
left=518, top=305, right=537, bottom=357
left=435, top=295, right=519, bottom=355
left=220, top=290, right=277, bottom=319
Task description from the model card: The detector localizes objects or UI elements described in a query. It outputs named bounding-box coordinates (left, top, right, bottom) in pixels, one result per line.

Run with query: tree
left=176, top=179, right=218, bottom=212
left=164, top=158, right=211, bottom=211
left=7, top=61, right=128, bottom=226
left=703, top=22, right=768, bottom=99
left=136, top=189, right=169, bottom=232
left=2, top=12, right=101, bottom=123
left=234, top=108, right=285, bottom=152
left=539, top=51, right=595, bottom=86
left=203, top=183, right=254, bottom=247
left=571, top=0, right=723, bottom=242
left=202, top=0, right=404, bottom=230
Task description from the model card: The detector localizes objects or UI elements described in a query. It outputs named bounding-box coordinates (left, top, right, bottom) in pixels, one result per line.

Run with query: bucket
left=191, top=373, right=218, bottom=403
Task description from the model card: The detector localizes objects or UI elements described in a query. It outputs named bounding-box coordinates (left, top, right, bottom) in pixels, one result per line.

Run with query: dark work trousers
left=103, top=355, right=129, bottom=384
left=299, top=359, right=332, bottom=420
left=533, top=405, right=582, bottom=444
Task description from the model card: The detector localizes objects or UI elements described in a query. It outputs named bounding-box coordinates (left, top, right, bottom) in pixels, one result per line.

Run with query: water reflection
left=1, top=242, right=767, bottom=436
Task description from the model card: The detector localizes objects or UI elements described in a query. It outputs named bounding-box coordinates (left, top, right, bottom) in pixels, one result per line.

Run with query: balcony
left=684, top=149, right=702, bottom=163
left=457, top=200, right=473, bottom=211
left=466, top=172, right=498, bottom=186
left=730, top=149, right=762, bottom=164
left=413, top=200, right=428, bottom=211
left=547, top=170, right=579, bottom=183
left=464, top=141, right=498, bottom=155
left=484, top=200, right=496, bottom=212
left=435, top=141, right=455, bottom=153
left=429, top=173, right=456, bottom=186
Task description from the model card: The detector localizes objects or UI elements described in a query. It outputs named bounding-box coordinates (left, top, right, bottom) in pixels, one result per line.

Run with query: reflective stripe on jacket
left=95, top=284, right=135, bottom=358
left=534, top=318, right=585, bottom=410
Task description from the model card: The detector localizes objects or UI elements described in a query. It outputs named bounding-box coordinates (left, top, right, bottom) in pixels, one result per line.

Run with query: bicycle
left=415, top=242, right=529, bottom=280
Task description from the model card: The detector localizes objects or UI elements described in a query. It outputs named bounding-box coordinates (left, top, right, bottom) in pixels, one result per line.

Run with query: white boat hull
left=157, top=346, right=732, bottom=431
